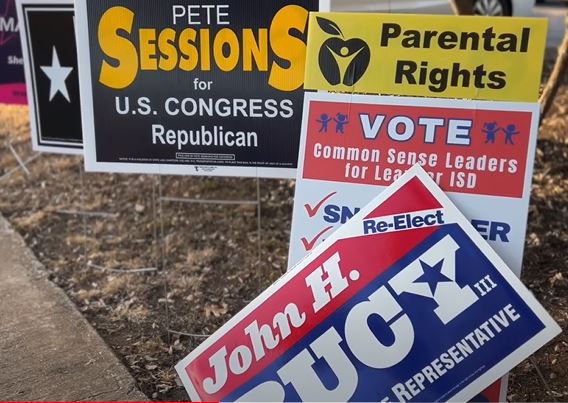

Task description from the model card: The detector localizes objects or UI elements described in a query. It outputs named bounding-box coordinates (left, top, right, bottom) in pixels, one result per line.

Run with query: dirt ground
left=1, top=71, right=567, bottom=401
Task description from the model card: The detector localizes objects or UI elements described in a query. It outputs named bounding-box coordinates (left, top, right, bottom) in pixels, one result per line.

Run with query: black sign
left=0, top=0, right=26, bottom=104
left=76, top=0, right=319, bottom=177
left=19, top=0, right=82, bottom=153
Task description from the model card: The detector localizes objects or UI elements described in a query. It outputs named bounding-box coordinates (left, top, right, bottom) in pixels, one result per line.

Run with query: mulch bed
left=0, top=65, right=567, bottom=401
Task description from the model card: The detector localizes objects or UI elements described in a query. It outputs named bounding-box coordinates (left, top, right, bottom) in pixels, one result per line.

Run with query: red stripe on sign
left=481, top=380, right=502, bottom=402
left=184, top=225, right=438, bottom=400
left=365, top=176, right=442, bottom=219
left=303, top=100, right=533, bottom=198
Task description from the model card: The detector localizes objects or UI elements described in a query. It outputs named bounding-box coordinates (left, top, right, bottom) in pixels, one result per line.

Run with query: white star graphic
left=40, top=46, right=73, bottom=102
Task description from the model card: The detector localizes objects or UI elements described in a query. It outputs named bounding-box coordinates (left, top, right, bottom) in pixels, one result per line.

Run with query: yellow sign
left=305, top=13, right=547, bottom=102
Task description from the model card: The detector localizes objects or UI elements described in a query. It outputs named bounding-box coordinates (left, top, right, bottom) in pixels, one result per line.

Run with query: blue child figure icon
left=482, top=121, right=499, bottom=144
left=316, top=113, right=333, bottom=133
left=503, top=124, right=519, bottom=145
left=334, top=113, right=349, bottom=134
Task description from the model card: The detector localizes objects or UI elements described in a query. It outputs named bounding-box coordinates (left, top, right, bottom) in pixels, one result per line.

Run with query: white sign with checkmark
left=289, top=92, right=539, bottom=283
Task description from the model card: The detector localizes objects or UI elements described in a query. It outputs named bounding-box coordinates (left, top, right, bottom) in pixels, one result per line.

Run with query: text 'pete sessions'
left=96, top=4, right=309, bottom=91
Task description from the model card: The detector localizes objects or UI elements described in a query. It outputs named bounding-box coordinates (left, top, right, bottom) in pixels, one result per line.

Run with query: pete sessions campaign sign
left=75, top=0, right=322, bottom=178
left=175, top=166, right=560, bottom=402
left=289, top=93, right=539, bottom=279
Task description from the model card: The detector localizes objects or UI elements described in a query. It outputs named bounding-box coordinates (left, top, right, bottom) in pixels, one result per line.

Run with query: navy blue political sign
left=175, top=165, right=560, bottom=402
left=0, top=0, right=26, bottom=104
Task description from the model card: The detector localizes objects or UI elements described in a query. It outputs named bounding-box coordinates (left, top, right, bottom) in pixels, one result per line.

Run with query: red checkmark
left=301, top=226, right=333, bottom=251
left=304, top=192, right=337, bottom=218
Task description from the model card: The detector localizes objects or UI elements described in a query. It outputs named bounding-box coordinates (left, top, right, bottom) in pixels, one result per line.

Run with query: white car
left=329, top=0, right=535, bottom=17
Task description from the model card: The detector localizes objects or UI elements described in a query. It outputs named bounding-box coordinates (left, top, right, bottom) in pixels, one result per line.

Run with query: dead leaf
left=549, top=272, right=566, bottom=286
left=205, top=303, right=228, bottom=318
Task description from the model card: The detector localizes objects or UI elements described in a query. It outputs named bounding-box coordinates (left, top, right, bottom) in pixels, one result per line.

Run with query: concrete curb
left=0, top=214, right=148, bottom=402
